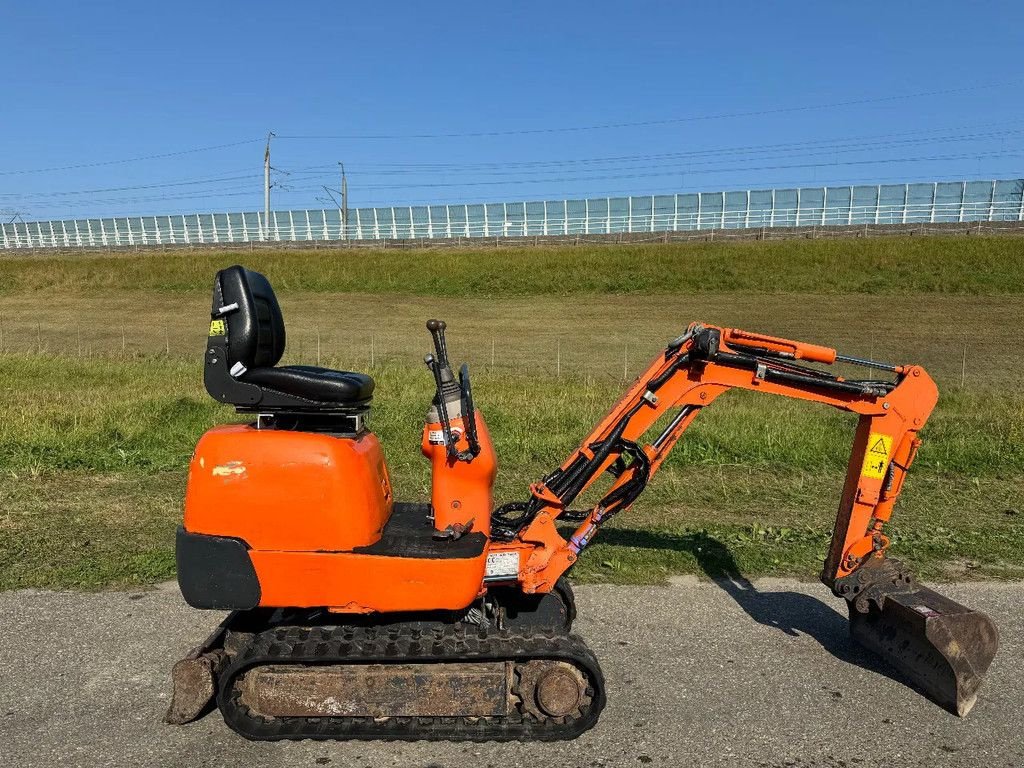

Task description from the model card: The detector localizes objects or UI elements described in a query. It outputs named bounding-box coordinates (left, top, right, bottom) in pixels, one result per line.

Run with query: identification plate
left=485, top=551, right=520, bottom=579
left=427, top=427, right=462, bottom=445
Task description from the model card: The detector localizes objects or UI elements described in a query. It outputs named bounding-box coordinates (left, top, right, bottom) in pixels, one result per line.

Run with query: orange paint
left=421, top=411, right=497, bottom=536
left=183, top=322, right=940, bottom=614
left=251, top=549, right=486, bottom=613
left=184, top=424, right=392, bottom=551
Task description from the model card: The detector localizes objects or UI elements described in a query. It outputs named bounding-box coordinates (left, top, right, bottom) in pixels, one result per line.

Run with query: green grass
left=1, top=354, right=1022, bottom=590
left=1, top=235, right=1022, bottom=590
left=2, top=235, right=1023, bottom=297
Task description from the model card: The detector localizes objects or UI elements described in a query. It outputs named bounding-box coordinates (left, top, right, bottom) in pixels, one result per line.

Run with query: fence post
left=989, top=179, right=997, bottom=221
left=959, top=181, right=967, bottom=223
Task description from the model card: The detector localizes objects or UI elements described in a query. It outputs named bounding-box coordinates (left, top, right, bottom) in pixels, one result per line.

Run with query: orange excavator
left=167, top=265, right=999, bottom=741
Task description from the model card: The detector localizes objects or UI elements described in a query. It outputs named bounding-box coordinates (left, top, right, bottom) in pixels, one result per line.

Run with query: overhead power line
left=297, top=149, right=1023, bottom=192
left=0, top=139, right=262, bottom=177
left=0, top=172, right=263, bottom=200
left=264, top=125, right=1024, bottom=185
left=274, top=80, right=1024, bottom=140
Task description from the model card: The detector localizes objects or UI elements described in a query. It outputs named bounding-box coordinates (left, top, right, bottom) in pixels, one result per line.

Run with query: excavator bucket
left=846, top=582, right=999, bottom=716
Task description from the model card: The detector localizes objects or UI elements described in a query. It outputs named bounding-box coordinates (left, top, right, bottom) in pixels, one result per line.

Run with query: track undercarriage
left=168, top=582, right=606, bottom=741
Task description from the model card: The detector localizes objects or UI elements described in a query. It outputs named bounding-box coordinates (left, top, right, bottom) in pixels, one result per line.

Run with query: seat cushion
left=242, top=365, right=375, bottom=404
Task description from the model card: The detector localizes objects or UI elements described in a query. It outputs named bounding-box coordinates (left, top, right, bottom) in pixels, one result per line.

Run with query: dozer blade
left=167, top=654, right=222, bottom=724
left=165, top=616, right=233, bottom=725
left=838, top=559, right=999, bottom=717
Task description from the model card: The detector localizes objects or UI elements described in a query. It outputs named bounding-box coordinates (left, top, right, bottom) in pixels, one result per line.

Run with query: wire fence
left=3, top=179, right=1023, bottom=249
left=2, top=315, right=1014, bottom=394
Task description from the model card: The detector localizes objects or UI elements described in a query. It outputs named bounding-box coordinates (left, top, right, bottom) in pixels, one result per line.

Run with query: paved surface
left=0, top=578, right=1020, bottom=768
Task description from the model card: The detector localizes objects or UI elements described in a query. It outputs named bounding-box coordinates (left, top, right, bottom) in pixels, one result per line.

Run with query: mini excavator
left=168, top=265, right=999, bottom=741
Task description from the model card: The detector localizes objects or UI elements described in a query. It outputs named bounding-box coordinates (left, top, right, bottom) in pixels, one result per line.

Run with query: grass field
left=1, top=236, right=1022, bottom=590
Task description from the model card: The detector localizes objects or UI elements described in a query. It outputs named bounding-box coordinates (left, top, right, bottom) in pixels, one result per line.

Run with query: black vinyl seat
left=243, top=365, right=374, bottom=403
left=204, top=265, right=374, bottom=412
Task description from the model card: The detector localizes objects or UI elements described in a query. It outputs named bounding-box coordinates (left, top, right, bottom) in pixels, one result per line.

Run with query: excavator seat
left=203, top=265, right=374, bottom=413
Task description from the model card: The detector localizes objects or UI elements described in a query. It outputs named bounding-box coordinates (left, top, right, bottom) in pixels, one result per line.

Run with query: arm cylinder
left=722, top=328, right=837, bottom=364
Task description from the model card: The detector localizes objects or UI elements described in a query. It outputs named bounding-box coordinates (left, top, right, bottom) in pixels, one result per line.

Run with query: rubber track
left=217, top=623, right=606, bottom=742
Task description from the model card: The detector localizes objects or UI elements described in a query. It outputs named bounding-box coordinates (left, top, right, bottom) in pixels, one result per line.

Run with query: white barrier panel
left=3, top=179, right=1022, bottom=248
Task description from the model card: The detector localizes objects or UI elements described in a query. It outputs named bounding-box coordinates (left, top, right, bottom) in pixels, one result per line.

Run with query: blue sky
left=2, top=1, right=1022, bottom=219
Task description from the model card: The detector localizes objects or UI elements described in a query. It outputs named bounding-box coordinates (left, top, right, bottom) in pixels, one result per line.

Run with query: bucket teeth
left=835, top=557, right=999, bottom=717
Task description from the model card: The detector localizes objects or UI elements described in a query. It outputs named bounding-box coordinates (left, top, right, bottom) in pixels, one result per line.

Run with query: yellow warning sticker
left=209, top=319, right=226, bottom=337
left=860, top=432, right=893, bottom=479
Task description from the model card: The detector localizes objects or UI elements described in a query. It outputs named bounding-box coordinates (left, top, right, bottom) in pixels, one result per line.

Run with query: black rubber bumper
left=176, top=526, right=261, bottom=610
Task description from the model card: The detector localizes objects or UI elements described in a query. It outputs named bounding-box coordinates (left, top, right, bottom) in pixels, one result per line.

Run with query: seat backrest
left=211, top=265, right=286, bottom=370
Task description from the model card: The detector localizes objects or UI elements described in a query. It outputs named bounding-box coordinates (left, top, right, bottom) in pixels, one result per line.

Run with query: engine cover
left=184, top=424, right=393, bottom=552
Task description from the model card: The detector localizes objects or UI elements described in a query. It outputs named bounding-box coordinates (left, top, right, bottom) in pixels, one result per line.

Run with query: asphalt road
left=1, top=578, right=1020, bottom=768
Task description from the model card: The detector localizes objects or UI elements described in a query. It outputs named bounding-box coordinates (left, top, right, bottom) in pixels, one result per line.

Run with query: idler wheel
left=535, top=665, right=586, bottom=717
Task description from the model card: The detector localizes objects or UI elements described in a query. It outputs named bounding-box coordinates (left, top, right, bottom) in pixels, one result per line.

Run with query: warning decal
left=860, top=432, right=893, bottom=479
left=209, top=319, right=226, bottom=337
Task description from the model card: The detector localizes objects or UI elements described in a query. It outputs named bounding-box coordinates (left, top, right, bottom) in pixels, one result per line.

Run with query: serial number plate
left=485, top=551, right=520, bottom=579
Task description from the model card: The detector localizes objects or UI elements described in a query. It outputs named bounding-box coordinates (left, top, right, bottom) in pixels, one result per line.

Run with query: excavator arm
left=491, top=322, right=998, bottom=716
left=492, top=322, right=935, bottom=587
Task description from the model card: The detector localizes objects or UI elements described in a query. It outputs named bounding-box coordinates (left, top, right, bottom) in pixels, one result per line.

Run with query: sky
left=1, top=1, right=1023, bottom=220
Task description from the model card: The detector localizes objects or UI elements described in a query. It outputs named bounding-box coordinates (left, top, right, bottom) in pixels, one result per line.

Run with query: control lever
left=427, top=319, right=452, bottom=370
left=459, top=363, right=481, bottom=458
left=424, top=319, right=477, bottom=463
left=424, top=353, right=459, bottom=462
